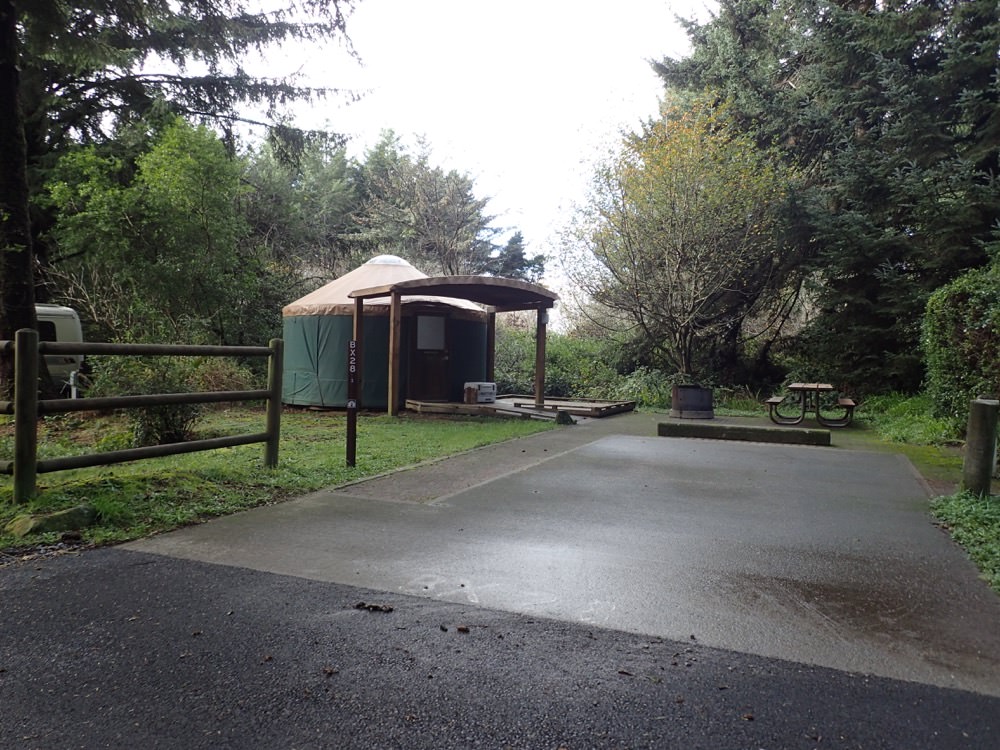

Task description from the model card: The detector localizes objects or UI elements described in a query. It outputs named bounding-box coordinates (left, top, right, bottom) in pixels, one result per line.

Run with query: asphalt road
left=3, top=414, right=999, bottom=748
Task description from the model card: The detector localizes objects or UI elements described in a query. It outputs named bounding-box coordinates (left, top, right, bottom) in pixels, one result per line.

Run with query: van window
left=38, top=321, right=57, bottom=342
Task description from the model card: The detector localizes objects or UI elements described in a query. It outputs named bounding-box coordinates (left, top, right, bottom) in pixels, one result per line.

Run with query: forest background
left=0, top=0, right=998, bottom=439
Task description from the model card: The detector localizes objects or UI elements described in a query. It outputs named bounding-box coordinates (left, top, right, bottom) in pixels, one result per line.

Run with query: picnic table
left=765, top=382, right=856, bottom=428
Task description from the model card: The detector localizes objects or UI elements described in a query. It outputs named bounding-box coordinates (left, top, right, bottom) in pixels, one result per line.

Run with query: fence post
left=13, top=329, right=39, bottom=503
left=963, top=398, right=999, bottom=497
left=264, top=338, right=283, bottom=468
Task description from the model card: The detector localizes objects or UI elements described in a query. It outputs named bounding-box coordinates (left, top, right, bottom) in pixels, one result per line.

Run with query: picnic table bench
left=765, top=383, right=856, bottom=428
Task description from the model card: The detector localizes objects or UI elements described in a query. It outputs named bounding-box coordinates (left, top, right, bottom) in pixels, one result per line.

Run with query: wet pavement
left=128, top=416, right=1000, bottom=698
left=4, top=412, right=1000, bottom=748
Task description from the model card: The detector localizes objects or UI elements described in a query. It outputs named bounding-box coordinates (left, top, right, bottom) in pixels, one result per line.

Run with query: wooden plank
left=405, top=400, right=476, bottom=415
left=405, top=400, right=544, bottom=420
left=789, top=382, right=833, bottom=390
left=510, top=399, right=636, bottom=418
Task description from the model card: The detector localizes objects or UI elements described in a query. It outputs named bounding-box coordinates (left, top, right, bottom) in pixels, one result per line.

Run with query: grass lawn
left=0, top=407, right=554, bottom=553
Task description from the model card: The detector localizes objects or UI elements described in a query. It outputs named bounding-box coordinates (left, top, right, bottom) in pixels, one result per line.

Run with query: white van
left=36, top=304, right=84, bottom=385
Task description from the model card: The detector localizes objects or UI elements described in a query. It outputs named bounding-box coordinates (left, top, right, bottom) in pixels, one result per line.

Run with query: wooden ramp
left=405, top=396, right=636, bottom=420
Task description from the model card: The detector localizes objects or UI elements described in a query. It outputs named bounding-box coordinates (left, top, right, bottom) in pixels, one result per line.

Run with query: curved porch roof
left=348, top=275, right=558, bottom=312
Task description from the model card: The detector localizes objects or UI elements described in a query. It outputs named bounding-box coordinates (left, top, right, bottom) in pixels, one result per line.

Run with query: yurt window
left=416, top=315, right=446, bottom=351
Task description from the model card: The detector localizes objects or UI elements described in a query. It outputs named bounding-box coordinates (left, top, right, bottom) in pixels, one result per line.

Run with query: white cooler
left=463, top=382, right=497, bottom=403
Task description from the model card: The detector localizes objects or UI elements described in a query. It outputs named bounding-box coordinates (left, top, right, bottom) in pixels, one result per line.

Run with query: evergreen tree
left=656, top=0, right=1000, bottom=391
left=489, top=232, right=545, bottom=282
left=354, top=134, right=543, bottom=278
left=242, top=137, right=363, bottom=281
left=0, top=0, right=35, bottom=361
left=0, top=0, right=355, bottom=387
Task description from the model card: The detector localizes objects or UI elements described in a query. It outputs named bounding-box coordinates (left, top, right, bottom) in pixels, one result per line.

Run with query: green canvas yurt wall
left=447, top=317, right=488, bottom=399
left=282, top=255, right=487, bottom=409
left=282, top=313, right=403, bottom=408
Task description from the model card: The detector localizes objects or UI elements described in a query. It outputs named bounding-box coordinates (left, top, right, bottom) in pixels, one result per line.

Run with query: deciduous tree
left=46, top=118, right=255, bottom=342
left=566, top=99, right=794, bottom=379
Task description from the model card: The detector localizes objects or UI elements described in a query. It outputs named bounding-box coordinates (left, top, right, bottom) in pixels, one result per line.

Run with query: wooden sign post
left=346, top=338, right=358, bottom=467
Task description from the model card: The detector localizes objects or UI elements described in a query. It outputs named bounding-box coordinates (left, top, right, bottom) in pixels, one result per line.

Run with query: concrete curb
left=657, top=420, right=831, bottom=446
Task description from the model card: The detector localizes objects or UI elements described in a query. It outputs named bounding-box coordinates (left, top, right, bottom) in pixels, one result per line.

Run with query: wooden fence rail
left=1, top=330, right=284, bottom=503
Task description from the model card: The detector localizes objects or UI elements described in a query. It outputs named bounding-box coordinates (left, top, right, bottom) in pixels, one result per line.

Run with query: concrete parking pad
left=129, top=432, right=1000, bottom=697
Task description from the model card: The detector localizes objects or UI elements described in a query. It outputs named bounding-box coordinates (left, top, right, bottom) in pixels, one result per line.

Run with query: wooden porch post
left=486, top=311, right=496, bottom=382
left=534, top=308, right=547, bottom=408
left=388, top=290, right=402, bottom=416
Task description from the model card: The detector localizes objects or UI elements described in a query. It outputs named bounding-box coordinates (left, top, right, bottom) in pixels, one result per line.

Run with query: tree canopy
left=352, top=133, right=545, bottom=279
left=0, top=0, right=355, bottom=388
left=44, top=117, right=255, bottom=342
left=654, top=0, right=1000, bottom=392
left=566, top=98, right=794, bottom=379
left=21, top=0, right=354, bottom=153
left=242, top=135, right=362, bottom=279
left=32, top=110, right=544, bottom=354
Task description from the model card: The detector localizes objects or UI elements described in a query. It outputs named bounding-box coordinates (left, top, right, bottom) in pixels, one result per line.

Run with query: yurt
left=281, top=255, right=489, bottom=408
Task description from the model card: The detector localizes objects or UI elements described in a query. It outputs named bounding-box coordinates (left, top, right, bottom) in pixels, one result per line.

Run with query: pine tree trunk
left=0, top=0, right=37, bottom=395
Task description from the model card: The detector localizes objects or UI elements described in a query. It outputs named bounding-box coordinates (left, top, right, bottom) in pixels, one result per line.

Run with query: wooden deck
left=505, top=395, right=636, bottom=418
left=405, top=395, right=636, bottom=420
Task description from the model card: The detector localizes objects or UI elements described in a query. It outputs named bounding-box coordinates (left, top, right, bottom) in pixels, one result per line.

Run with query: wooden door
left=409, top=315, right=449, bottom=401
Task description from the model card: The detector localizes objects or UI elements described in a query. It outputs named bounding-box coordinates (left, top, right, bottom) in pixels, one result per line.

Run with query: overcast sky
left=277, top=0, right=714, bottom=275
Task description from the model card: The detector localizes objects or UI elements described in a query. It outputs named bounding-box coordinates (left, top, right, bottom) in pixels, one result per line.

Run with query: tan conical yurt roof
left=282, top=255, right=483, bottom=317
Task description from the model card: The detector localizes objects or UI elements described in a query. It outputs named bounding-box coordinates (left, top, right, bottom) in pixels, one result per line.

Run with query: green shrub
left=494, top=328, right=622, bottom=399
left=95, top=430, right=133, bottom=453
left=89, top=355, right=203, bottom=446
left=186, top=356, right=261, bottom=398
left=859, top=392, right=959, bottom=445
left=612, top=366, right=672, bottom=409
left=922, top=265, right=1000, bottom=432
left=494, top=328, right=535, bottom=395
left=714, top=386, right=767, bottom=416
left=544, top=334, right=620, bottom=398
left=932, top=491, right=1000, bottom=592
